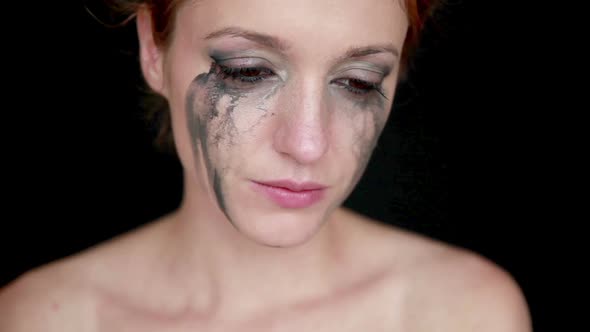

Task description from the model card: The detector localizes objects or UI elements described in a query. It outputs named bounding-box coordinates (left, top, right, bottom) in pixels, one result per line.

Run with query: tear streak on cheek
left=184, top=68, right=281, bottom=211
left=186, top=72, right=213, bottom=161
left=339, top=98, right=388, bottom=195
left=185, top=71, right=236, bottom=218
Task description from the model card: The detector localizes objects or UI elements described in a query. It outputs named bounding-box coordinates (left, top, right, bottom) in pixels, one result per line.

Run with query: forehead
left=175, top=0, right=408, bottom=57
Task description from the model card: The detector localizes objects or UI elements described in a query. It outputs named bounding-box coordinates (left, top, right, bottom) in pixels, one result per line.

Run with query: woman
left=0, top=0, right=531, bottom=330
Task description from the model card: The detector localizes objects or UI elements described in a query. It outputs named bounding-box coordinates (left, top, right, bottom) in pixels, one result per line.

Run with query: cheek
left=185, top=73, right=281, bottom=170
left=222, top=84, right=282, bottom=143
left=349, top=110, right=382, bottom=158
left=331, top=93, right=389, bottom=163
left=329, top=93, right=389, bottom=192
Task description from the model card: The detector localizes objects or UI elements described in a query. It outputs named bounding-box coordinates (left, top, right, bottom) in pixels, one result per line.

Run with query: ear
left=136, top=7, right=166, bottom=96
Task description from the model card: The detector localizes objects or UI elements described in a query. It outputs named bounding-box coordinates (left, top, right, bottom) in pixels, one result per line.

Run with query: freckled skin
left=185, top=60, right=390, bottom=228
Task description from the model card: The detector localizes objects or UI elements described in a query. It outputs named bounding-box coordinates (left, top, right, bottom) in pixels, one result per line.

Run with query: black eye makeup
left=331, top=78, right=387, bottom=99
left=207, top=56, right=388, bottom=100
left=216, top=63, right=276, bottom=83
left=330, top=64, right=390, bottom=101
left=207, top=58, right=279, bottom=91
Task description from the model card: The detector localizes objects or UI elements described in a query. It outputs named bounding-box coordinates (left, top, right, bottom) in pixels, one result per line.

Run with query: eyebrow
left=204, top=27, right=291, bottom=53
left=340, top=45, right=399, bottom=59
left=204, top=26, right=399, bottom=60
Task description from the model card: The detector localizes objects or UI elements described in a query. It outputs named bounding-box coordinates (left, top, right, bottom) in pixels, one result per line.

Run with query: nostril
left=283, top=124, right=328, bottom=164
left=272, top=83, right=329, bottom=164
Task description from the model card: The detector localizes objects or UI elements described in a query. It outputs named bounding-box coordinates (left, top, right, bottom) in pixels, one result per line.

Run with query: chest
left=96, top=307, right=409, bottom=332
left=94, top=288, right=419, bottom=332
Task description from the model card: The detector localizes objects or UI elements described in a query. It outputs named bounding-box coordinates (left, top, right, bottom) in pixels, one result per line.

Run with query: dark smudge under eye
left=185, top=59, right=391, bottom=221
left=213, top=170, right=232, bottom=222
left=185, top=63, right=242, bottom=219
left=185, top=61, right=276, bottom=221
left=343, top=81, right=390, bottom=194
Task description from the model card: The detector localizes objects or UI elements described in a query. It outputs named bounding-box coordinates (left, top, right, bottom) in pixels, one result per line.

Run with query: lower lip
left=251, top=182, right=325, bottom=209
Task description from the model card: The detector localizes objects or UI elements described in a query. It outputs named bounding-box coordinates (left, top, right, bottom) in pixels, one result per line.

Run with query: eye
left=216, top=63, right=276, bottom=83
left=332, top=78, right=385, bottom=98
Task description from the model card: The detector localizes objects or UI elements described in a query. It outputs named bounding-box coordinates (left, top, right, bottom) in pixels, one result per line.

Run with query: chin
left=227, top=208, right=331, bottom=248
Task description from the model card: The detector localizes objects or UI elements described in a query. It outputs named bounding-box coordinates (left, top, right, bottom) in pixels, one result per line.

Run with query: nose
left=273, top=79, right=329, bottom=165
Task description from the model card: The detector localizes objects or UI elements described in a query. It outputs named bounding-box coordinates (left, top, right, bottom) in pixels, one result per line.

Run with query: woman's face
left=156, top=0, right=408, bottom=247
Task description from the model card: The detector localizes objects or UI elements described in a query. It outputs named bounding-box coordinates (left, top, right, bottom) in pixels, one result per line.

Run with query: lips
left=251, top=180, right=327, bottom=209
left=254, top=180, right=326, bottom=191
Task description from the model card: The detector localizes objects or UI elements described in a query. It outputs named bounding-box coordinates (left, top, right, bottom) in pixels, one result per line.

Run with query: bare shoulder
left=418, top=248, right=533, bottom=332
left=338, top=208, right=532, bottom=331
left=0, top=261, right=96, bottom=332
left=0, top=213, right=175, bottom=332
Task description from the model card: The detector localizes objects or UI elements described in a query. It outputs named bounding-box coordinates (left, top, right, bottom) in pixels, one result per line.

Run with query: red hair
left=107, top=0, right=438, bottom=62
left=403, top=0, right=438, bottom=63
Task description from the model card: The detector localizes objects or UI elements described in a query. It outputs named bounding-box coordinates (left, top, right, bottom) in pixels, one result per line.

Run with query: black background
left=2, top=1, right=557, bottom=330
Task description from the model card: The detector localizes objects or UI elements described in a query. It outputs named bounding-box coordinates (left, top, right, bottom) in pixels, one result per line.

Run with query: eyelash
left=216, top=63, right=275, bottom=83
left=213, top=62, right=386, bottom=98
left=332, top=78, right=387, bottom=98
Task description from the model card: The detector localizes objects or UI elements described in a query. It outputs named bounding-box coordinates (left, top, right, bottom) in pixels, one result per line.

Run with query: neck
left=163, top=170, right=348, bottom=317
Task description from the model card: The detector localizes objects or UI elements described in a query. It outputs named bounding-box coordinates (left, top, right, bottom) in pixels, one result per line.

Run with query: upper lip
left=254, top=180, right=327, bottom=191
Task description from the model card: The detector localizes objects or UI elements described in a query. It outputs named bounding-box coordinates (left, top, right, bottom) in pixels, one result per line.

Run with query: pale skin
left=0, top=0, right=532, bottom=331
